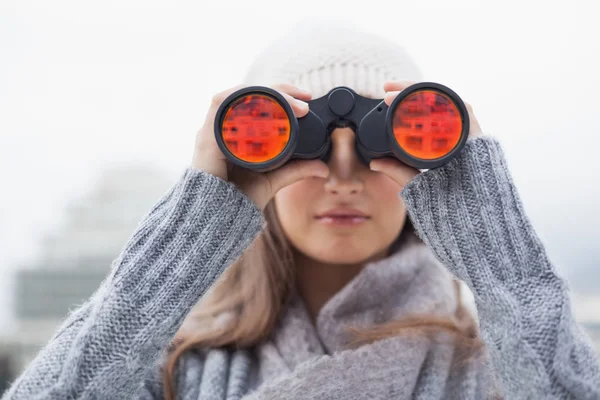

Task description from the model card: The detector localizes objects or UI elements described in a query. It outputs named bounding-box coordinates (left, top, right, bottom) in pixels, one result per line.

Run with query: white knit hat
left=242, top=17, right=423, bottom=99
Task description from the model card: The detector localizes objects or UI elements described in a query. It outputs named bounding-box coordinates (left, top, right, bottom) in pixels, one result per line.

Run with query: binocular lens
left=392, top=90, right=463, bottom=160
left=220, top=94, right=291, bottom=163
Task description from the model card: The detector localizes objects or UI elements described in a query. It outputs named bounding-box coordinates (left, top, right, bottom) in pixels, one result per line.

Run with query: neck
left=294, top=248, right=389, bottom=323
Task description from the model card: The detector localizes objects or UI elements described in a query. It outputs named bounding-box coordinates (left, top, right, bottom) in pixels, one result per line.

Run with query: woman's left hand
left=369, top=80, right=483, bottom=187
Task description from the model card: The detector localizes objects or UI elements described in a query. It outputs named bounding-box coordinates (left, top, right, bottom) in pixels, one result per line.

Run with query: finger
left=463, top=101, right=483, bottom=137
left=202, top=84, right=249, bottom=129
left=210, top=84, right=248, bottom=108
left=271, top=83, right=312, bottom=118
left=271, top=83, right=313, bottom=102
left=278, top=91, right=310, bottom=117
left=206, top=84, right=310, bottom=125
left=383, top=91, right=402, bottom=107
left=383, top=80, right=418, bottom=93
left=369, top=157, right=419, bottom=187
left=266, top=159, right=329, bottom=194
left=383, top=80, right=418, bottom=106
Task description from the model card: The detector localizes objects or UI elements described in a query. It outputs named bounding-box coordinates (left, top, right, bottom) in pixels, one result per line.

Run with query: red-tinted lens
left=392, top=90, right=463, bottom=160
left=220, top=94, right=291, bottom=163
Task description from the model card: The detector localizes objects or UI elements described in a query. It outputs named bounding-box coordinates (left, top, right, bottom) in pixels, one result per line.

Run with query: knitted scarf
left=241, top=239, right=495, bottom=399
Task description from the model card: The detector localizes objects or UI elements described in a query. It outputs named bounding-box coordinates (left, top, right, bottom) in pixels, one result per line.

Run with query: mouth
left=314, top=208, right=371, bottom=226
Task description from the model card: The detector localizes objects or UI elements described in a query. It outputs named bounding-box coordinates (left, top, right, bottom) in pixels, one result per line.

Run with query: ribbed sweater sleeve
left=1, top=167, right=265, bottom=400
left=400, top=135, right=600, bottom=399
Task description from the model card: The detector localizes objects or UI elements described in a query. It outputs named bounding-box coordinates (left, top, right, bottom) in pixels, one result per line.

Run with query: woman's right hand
left=191, top=83, right=330, bottom=210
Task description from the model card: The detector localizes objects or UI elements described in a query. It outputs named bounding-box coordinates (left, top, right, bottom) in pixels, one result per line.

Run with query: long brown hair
left=161, top=199, right=484, bottom=399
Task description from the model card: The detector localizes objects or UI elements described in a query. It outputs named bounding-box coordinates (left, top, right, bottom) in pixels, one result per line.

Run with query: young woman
left=3, top=21, right=599, bottom=400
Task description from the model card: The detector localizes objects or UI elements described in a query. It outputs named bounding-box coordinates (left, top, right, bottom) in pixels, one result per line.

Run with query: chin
left=307, top=242, right=384, bottom=265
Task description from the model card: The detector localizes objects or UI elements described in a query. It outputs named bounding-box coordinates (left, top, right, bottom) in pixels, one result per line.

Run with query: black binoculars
left=214, top=82, right=470, bottom=172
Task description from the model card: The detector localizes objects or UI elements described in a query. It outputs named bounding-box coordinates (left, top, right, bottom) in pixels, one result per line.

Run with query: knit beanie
left=242, top=17, right=423, bottom=100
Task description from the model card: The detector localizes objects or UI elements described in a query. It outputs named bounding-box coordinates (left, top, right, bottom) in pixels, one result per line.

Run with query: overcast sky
left=1, top=0, right=599, bottom=332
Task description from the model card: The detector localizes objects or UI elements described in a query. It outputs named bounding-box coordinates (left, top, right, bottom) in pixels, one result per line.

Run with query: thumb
left=369, top=158, right=420, bottom=187
left=265, top=159, right=329, bottom=194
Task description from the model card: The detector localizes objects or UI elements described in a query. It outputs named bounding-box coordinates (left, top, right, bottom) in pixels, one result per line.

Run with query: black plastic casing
left=214, top=82, right=470, bottom=172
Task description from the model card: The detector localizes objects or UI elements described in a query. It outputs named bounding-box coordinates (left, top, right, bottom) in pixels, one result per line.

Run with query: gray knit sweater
left=2, top=136, right=599, bottom=399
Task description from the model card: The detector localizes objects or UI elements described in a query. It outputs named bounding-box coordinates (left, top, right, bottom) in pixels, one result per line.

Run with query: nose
left=324, top=127, right=365, bottom=196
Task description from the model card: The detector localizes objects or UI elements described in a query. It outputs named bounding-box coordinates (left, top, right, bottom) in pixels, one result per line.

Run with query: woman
left=3, top=20, right=599, bottom=400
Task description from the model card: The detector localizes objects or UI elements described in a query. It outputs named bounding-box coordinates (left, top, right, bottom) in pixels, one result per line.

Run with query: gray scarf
left=241, top=239, right=495, bottom=399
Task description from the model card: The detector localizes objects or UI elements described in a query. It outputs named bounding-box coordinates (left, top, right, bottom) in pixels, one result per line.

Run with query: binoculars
left=214, top=82, right=470, bottom=172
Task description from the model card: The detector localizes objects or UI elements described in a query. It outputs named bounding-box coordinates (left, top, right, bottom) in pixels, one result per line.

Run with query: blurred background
left=1, top=0, right=599, bottom=392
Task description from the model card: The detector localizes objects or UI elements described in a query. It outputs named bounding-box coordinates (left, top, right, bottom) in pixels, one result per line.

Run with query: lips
left=316, top=208, right=369, bottom=218
left=315, top=208, right=370, bottom=226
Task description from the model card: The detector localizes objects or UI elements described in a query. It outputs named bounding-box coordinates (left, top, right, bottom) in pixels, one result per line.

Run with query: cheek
left=371, top=174, right=404, bottom=212
left=367, top=174, right=407, bottom=238
left=274, top=180, right=317, bottom=233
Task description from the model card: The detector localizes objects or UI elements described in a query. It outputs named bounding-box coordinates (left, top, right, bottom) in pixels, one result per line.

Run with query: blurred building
left=582, top=323, right=600, bottom=353
left=0, top=353, right=13, bottom=394
left=572, top=294, right=600, bottom=354
left=3, top=165, right=175, bottom=376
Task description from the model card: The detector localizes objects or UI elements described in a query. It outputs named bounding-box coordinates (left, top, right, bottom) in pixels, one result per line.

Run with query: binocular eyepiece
left=214, top=82, right=470, bottom=172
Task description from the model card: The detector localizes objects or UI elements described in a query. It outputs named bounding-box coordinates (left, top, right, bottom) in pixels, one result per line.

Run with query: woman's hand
left=369, top=80, right=483, bottom=187
left=191, top=83, right=329, bottom=210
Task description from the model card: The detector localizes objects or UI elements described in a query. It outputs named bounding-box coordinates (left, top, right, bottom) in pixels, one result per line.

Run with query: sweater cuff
left=400, top=135, right=557, bottom=290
